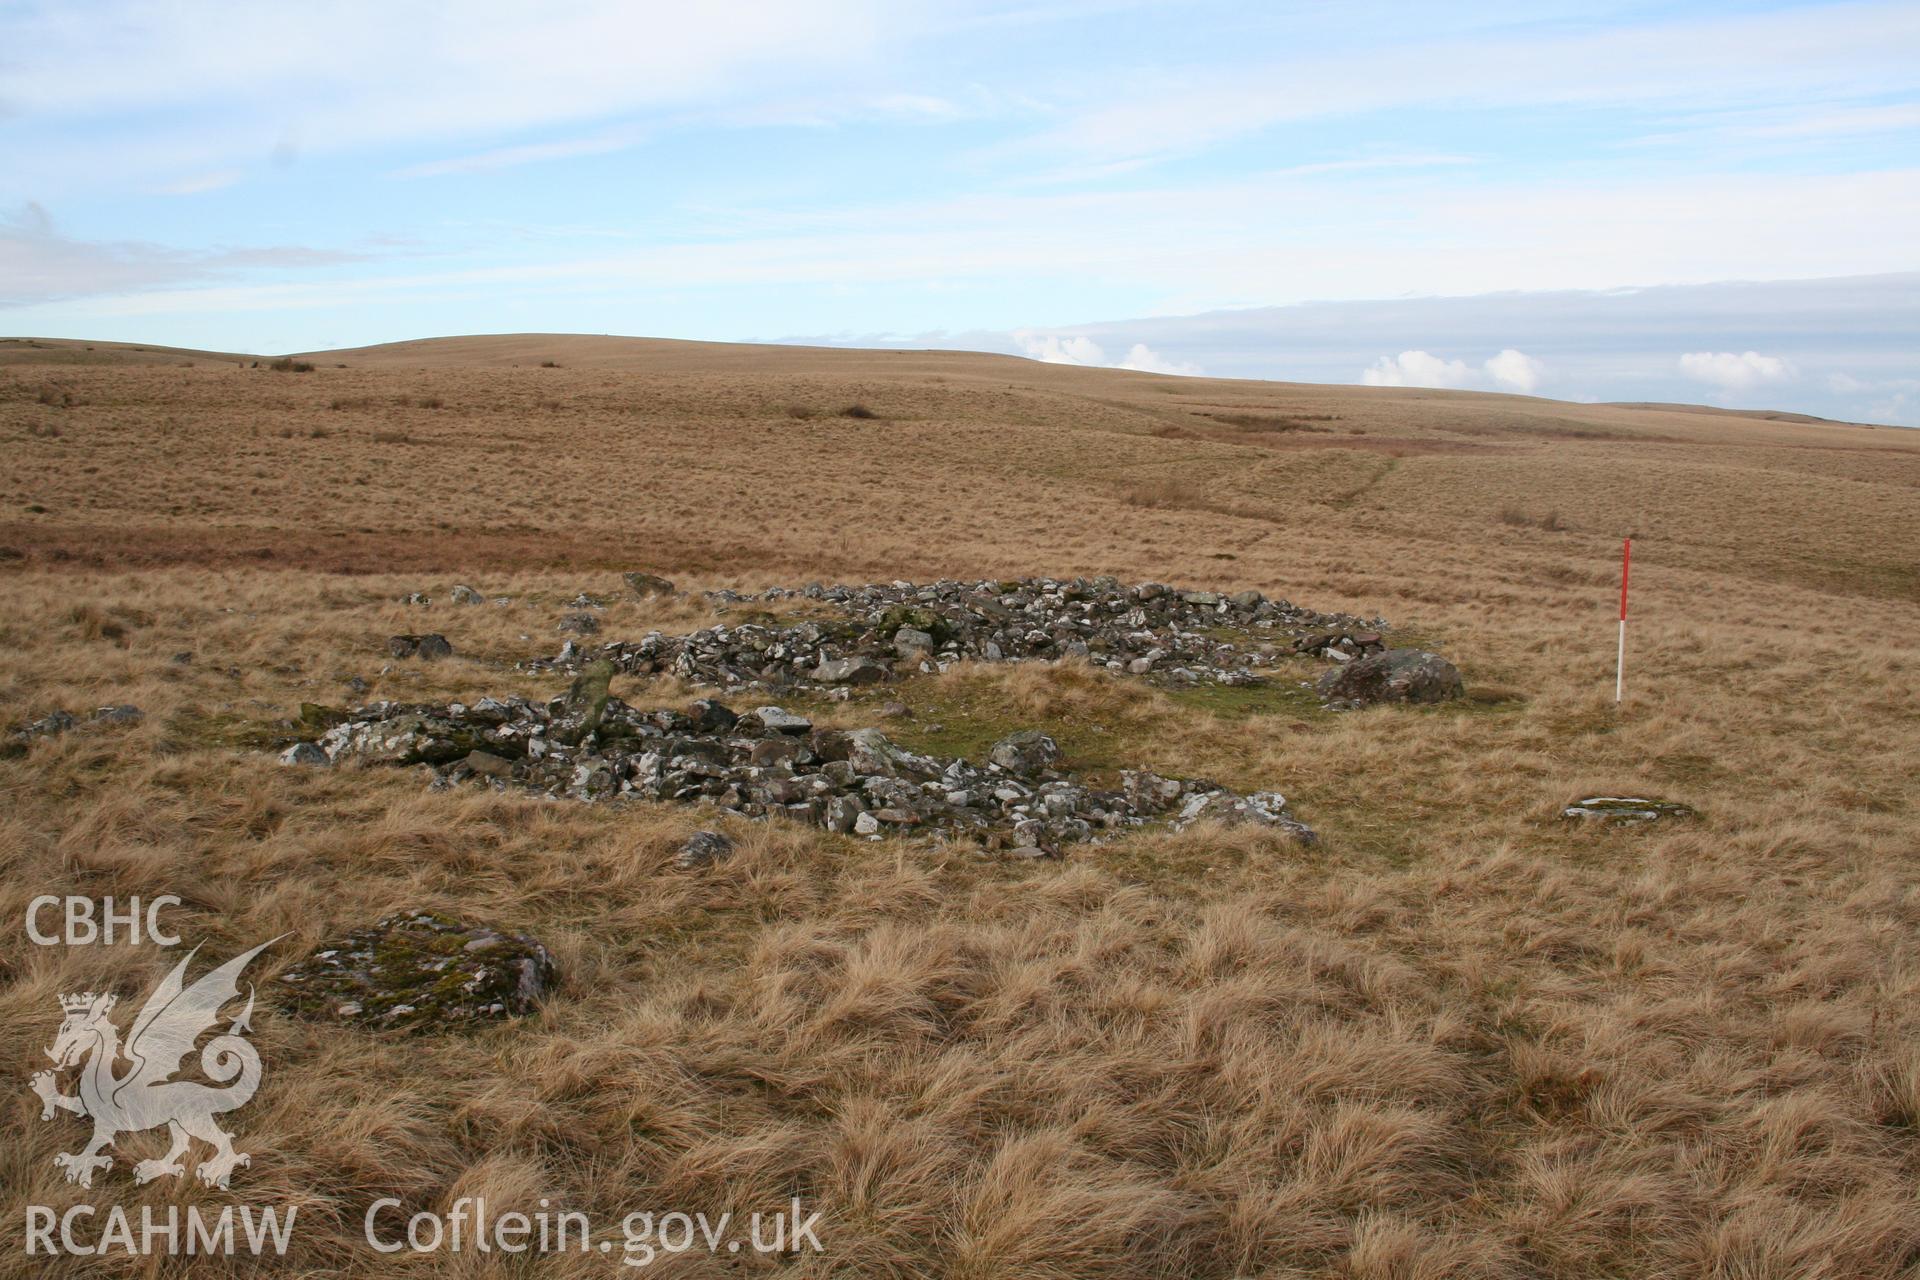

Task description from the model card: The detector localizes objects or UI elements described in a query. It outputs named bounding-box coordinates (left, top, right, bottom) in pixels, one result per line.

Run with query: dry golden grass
left=1, top=334, right=1917, bottom=1277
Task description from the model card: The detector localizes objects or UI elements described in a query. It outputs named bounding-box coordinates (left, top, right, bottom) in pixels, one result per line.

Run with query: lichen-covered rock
left=893, top=626, right=935, bottom=658
left=450, top=584, right=484, bottom=605
left=845, top=728, right=923, bottom=778
left=1317, top=649, right=1463, bottom=706
left=1562, top=796, right=1695, bottom=823
left=389, top=633, right=453, bottom=661
left=279, top=742, right=329, bottom=767
left=812, top=655, right=888, bottom=686
left=674, top=831, right=736, bottom=870
left=755, top=706, right=812, bottom=735
left=989, top=730, right=1062, bottom=777
left=91, top=704, right=144, bottom=725
left=1170, top=789, right=1317, bottom=843
left=551, top=658, right=613, bottom=744
left=318, top=713, right=480, bottom=765
left=275, top=911, right=556, bottom=1031
left=559, top=611, right=601, bottom=635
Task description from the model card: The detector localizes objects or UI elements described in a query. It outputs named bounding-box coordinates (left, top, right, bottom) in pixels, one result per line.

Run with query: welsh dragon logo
left=31, top=938, right=282, bottom=1189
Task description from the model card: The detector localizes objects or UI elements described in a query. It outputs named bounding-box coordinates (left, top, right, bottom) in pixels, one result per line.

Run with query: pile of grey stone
left=283, top=670, right=1316, bottom=855
left=274, top=910, right=556, bottom=1031
left=529, top=576, right=1385, bottom=692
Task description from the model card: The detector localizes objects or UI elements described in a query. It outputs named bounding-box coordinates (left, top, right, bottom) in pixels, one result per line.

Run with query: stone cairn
left=528, top=576, right=1387, bottom=691
left=293, top=676, right=1317, bottom=857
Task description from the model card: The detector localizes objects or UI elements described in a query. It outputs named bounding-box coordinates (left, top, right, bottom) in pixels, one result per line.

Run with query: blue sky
left=2, top=1, right=1917, bottom=421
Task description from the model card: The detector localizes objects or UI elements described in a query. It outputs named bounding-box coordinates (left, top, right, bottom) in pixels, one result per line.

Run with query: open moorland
left=2, top=333, right=1918, bottom=1277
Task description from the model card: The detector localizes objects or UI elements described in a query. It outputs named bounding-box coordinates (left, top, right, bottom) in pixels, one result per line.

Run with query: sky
left=2, top=0, right=1917, bottom=422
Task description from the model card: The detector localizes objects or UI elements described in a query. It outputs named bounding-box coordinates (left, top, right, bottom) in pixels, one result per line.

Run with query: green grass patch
left=1160, top=676, right=1327, bottom=721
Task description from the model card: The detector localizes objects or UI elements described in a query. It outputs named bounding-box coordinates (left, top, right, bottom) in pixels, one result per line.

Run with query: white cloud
left=1362, top=350, right=1476, bottom=388
left=1678, top=350, right=1796, bottom=391
left=1867, top=392, right=1919, bottom=426
left=1017, top=333, right=1107, bottom=365
left=1117, top=343, right=1201, bottom=376
left=1483, top=348, right=1545, bottom=393
left=1361, top=348, right=1546, bottom=392
left=1013, top=333, right=1201, bottom=376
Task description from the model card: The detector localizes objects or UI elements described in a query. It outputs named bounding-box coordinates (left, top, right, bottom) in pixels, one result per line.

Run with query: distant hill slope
left=0, top=336, right=251, bottom=366
left=0, top=331, right=1897, bottom=441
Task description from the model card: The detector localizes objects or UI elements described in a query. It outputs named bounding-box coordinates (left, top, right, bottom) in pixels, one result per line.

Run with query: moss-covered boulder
left=275, top=911, right=556, bottom=1032
left=1317, top=649, right=1463, bottom=706
left=877, top=604, right=956, bottom=647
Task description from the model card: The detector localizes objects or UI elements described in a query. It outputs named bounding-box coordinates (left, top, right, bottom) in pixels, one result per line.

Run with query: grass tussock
left=1122, top=477, right=1207, bottom=510
left=1498, top=505, right=1567, bottom=531
left=1204, top=411, right=1339, bottom=432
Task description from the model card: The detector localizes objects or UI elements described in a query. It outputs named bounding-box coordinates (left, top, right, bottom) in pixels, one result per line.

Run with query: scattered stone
left=401, top=592, right=431, bottom=606
left=1562, top=796, right=1696, bottom=823
left=674, top=831, right=736, bottom=870
left=558, top=611, right=601, bottom=635
left=1294, top=630, right=1387, bottom=661
left=279, top=742, right=329, bottom=767
left=1317, top=648, right=1463, bottom=706
left=6, top=710, right=76, bottom=749
left=623, top=572, right=675, bottom=598
left=90, top=704, right=143, bottom=725
left=450, top=584, right=484, bottom=605
left=988, top=729, right=1062, bottom=777
left=274, top=910, right=556, bottom=1031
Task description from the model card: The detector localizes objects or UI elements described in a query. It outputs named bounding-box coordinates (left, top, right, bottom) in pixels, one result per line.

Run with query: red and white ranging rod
left=1615, top=537, right=1631, bottom=703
